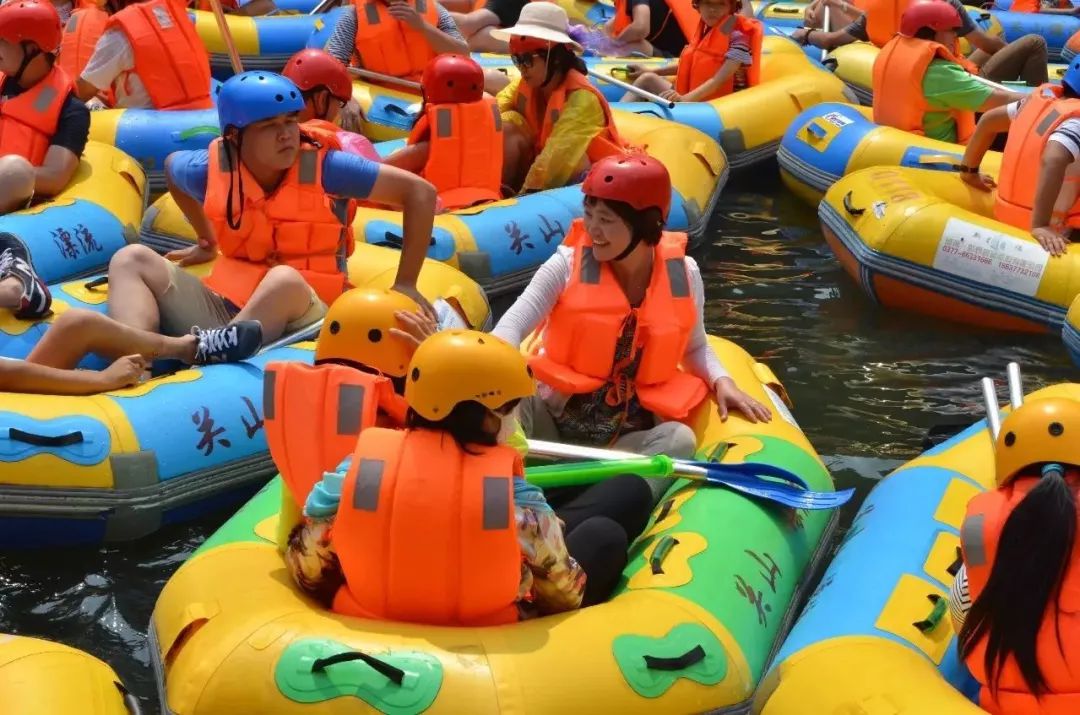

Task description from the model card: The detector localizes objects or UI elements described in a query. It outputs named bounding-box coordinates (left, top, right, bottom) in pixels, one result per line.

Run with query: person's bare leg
left=27, top=308, right=198, bottom=369
left=382, top=142, right=430, bottom=174
left=501, top=123, right=534, bottom=191
left=621, top=73, right=671, bottom=102
left=105, top=244, right=174, bottom=331
left=468, top=25, right=510, bottom=53
left=0, top=156, right=36, bottom=215
left=0, top=277, right=21, bottom=309
left=230, top=265, right=317, bottom=342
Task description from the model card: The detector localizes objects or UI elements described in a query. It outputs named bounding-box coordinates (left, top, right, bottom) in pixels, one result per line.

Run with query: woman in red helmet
left=282, top=48, right=379, bottom=162
left=871, top=0, right=1021, bottom=143
left=383, top=54, right=505, bottom=210
left=493, top=153, right=771, bottom=499
left=0, top=0, right=89, bottom=214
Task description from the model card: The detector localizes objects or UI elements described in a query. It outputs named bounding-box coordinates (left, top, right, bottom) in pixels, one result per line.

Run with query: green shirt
left=920, top=59, right=993, bottom=143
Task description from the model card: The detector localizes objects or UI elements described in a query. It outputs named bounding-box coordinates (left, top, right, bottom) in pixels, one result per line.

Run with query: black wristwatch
left=802, top=28, right=816, bottom=45
left=957, top=164, right=979, bottom=174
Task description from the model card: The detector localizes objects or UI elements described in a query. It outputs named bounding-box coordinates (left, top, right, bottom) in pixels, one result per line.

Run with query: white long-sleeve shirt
left=492, top=245, right=728, bottom=415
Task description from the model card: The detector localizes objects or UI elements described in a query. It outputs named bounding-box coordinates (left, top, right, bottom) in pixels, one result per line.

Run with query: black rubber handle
left=84, top=276, right=109, bottom=291
left=842, top=191, right=865, bottom=216
left=643, top=645, right=707, bottom=671
left=312, top=651, right=405, bottom=686
left=8, top=428, right=84, bottom=447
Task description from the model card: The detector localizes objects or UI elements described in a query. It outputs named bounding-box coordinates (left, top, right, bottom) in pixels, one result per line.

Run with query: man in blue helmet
left=959, top=58, right=1080, bottom=257
left=102, top=71, right=438, bottom=364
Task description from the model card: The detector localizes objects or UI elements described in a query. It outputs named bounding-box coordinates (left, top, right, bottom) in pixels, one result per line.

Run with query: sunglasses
left=510, top=51, right=545, bottom=69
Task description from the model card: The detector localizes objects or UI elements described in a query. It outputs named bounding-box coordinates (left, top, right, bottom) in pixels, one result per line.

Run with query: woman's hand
left=389, top=308, right=438, bottom=347
left=714, top=376, right=773, bottom=423
left=625, top=63, right=646, bottom=81
left=165, top=242, right=218, bottom=267
left=1032, top=226, right=1071, bottom=257
left=99, top=354, right=147, bottom=391
left=390, top=282, right=436, bottom=320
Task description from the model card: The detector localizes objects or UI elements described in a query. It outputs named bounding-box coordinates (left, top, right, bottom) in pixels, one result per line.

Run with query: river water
left=0, top=187, right=1074, bottom=712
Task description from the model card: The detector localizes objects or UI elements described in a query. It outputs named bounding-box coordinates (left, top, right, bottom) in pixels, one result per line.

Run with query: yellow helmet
left=314, top=288, right=420, bottom=376
left=994, top=396, right=1080, bottom=486
left=405, top=330, right=536, bottom=420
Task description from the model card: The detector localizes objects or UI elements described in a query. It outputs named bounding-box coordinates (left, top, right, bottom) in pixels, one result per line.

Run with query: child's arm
left=0, top=355, right=144, bottom=396
left=615, top=3, right=651, bottom=43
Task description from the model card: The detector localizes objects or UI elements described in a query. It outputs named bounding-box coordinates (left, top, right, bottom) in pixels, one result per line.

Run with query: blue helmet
left=216, top=72, right=305, bottom=133
left=1065, top=58, right=1080, bottom=96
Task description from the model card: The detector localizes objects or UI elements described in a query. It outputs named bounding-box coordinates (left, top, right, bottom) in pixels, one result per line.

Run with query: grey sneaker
left=191, top=320, right=263, bottom=365
left=0, top=233, right=51, bottom=320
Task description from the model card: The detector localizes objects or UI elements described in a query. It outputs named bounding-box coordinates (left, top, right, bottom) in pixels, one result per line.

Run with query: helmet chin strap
left=12, top=43, right=39, bottom=86
left=612, top=234, right=643, bottom=262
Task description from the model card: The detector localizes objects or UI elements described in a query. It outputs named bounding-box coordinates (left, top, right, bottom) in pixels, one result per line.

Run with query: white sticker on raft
left=823, top=111, right=853, bottom=128
left=932, top=219, right=1048, bottom=297
left=764, top=386, right=799, bottom=429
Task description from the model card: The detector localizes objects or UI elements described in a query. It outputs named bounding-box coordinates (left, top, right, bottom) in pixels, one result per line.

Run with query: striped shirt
left=324, top=4, right=464, bottom=66
left=949, top=563, right=971, bottom=631
left=1007, top=99, right=1080, bottom=161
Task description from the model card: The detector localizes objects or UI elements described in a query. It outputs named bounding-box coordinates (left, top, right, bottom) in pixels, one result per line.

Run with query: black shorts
left=483, top=0, right=528, bottom=29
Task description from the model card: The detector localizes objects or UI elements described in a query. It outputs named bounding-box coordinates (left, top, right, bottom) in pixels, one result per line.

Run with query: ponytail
left=959, top=466, right=1078, bottom=696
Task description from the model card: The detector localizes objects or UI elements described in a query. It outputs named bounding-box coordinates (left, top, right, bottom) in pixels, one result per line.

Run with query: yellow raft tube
left=818, top=165, right=1080, bottom=343
left=754, top=382, right=1080, bottom=715
left=0, top=634, right=140, bottom=714
left=140, top=110, right=727, bottom=297
left=149, top=339, right=840, bottom=715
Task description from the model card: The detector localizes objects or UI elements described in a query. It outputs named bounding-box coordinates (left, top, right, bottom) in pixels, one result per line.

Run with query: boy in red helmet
left=0, top=0, right=89, bottom=216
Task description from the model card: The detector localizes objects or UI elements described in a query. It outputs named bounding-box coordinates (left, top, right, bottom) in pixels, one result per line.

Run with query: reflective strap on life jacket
left=995, top=85, right=1080, bottom=230
left=264, top=362, right=398, bottom=510
left=352, top=0, right=437, bottom=81
left=331, top=427, right=522, bottom=626
left=59, top=7, right=109, bottom=80
left=872, top=35, right=976, bottom=144
left=108, top=0, right=213, bottom=110
left=410, top=98, right=504, bottom=210
left=0, top=66, right=74, bottom=167
left=202, top=138, right=352, bottom=308
left=528, top=220, right=707, bottom=421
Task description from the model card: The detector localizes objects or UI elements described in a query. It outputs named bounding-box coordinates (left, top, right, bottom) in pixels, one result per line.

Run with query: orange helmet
left=994, top=397, right=1080, bottom=486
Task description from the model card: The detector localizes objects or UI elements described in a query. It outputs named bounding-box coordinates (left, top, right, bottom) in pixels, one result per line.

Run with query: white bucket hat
left=490, top=2, right=583, bottom=52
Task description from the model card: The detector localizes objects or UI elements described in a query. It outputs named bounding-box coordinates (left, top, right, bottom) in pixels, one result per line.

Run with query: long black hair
left=543, top=44, right=587, bottom=86
left=959, top=465, right=1078, bottom=696
left=406, top=401, right=497, bottom=454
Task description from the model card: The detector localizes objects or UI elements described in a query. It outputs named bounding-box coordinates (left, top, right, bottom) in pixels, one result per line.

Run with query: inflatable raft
left=140, top=110, right=727, bottom=297
left=777, top=101, right=1004, bottom=205
left=148, top=337, right=839, bottom=715
left=0, top=634, right=140, bottom=714
left=191, top=8, right=323, bottom=75
left=605, top=36, right=855, bottom=170
left=754, top=381, right=1080, bottom=715
left=1066, top=300, right=1080, bottom=366
left=5, top=142, right=146, bottom=286
left=819, top=164, right=1080, bottom=341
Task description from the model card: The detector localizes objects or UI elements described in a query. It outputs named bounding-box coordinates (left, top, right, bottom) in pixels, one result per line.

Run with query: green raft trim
left=612, top=623, right=727, bottom=698
left=275, top=638, right=443, bottom=714
left=194, top=478, right=281, bottom=555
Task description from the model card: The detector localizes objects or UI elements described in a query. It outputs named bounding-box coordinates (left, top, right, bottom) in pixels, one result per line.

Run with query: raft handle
left=771, top=6, right=800, bottom=13
left=85, top=276, right=109, bottom=291
left=643, top=645, right=707, bottom=671
left=912, top=593, right=948, bottom=635
left=947, top=546, right=964, bottom=577
left=115, top=682, right=143, bottom=715
left=842, top=191, right=865, bottom=217
left=312, top=651, right=406, bottom=686
left=8, top=428, right=84, bottom=448
left=649, top=535, right=680, bottom=575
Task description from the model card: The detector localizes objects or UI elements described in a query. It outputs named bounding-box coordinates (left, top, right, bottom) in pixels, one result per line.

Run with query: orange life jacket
left=331, top=427, right=522, bottom=626
left=511, top=69, right=625, bottom=163
left=264, top=361, right=407, bottom=510
left=202, top=137, right=354, bottom=308
left=851, top=0, right=906, bottom=48
left=0, top=66, right=74, bottom=167
left=961, top=473, right=1080, bottom=715
left=106, top=0, right=212, bottom=110
left=612, top=0, right=698, bottom=44
left=406, top=97, right=503, bottom=210
left=995, top=85, right=1080, bottom=231
left=299, top=118, right=343, bottom=151
left=351, top=0, right=438, bottom=82
left=528, top=220, right=709, bottom=422
left=675, top=14, right=762, bottom=100
left=59, top=7, right=109, bottom=80
left=872, top=35, right=979, bottom=144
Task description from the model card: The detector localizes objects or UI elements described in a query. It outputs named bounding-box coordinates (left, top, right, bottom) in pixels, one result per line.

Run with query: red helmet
left=582, top=153, right=672, bottom=220
left=282, top=49, right=352, bottom=104
left=421, top=54, right=485, bottom=105
left=0, top=0, right=61, bottom=54
left=900, top=0, right=962, bottom=37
